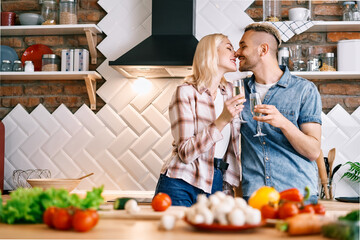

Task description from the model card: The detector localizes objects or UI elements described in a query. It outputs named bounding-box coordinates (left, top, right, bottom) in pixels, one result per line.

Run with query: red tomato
left=151, top=193, right=172, bottom=212
left=72, top=209, right=98, bottom=232
left=312, top=203, right=326, bottom=215
left=43, top=206, right=57, bottom=228
left=52, top=208, right=72, bottom=230
left=261, top=204, right=278, bottom=219
left=299, top=204, right=315, bottom=214
left=278, top=202, right=299, bottom=219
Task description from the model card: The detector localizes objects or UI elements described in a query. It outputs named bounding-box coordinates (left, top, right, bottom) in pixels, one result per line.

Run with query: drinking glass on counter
left=250, top=93, right=266, bottom=137
left=233, top=79, right=247, bottom=123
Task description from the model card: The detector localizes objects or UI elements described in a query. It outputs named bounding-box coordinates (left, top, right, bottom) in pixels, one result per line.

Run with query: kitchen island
left=0, top=199, right=358, bottom=239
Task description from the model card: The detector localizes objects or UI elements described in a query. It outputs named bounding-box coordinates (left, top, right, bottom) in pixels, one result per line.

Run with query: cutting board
left=98, top=205, right=187, bottom=220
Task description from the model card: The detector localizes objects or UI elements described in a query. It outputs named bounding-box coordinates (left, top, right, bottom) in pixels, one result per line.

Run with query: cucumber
left=113, top=198, right=133, bottom=210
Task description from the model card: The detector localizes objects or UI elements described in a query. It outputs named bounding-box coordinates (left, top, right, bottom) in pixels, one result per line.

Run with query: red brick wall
left=0, top=0, right=106, bottom=118
left=248, top=0, right=360, bottom=113
left=1, top=0, right=359, bottom=119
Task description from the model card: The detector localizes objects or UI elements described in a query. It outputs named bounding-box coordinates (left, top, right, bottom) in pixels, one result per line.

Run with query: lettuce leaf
left=0, top=186, right=104, bottom=224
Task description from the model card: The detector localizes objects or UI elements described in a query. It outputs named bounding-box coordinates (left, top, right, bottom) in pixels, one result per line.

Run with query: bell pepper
left=280, top=186, right=310, bottom=202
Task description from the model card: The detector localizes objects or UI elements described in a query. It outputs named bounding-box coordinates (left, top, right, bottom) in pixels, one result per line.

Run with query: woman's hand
left=215, top=95, right=246, bottom=131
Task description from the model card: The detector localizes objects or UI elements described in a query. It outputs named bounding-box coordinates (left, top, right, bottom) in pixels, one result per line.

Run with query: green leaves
left=341, top=161, right=360, bottom=183
left=0, top=186, right=104, bottom=224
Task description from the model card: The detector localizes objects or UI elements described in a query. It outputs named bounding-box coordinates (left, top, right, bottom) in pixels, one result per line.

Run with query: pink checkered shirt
left=160, top=82, right=241, bottom=194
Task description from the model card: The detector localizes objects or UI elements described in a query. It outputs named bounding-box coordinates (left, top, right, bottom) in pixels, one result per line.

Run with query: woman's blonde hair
left=185, top=33, right=228, bottom=90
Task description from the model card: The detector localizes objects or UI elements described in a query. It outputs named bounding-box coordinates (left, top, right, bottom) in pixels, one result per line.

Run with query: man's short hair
left=244, top=23, right=282, bottom=47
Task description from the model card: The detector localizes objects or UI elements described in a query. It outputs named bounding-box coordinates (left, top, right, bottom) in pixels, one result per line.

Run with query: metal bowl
left=19, top=13, right=44, bottom=25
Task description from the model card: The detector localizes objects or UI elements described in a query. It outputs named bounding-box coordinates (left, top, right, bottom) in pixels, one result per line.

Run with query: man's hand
left=253, top=104, right=289, bottom=129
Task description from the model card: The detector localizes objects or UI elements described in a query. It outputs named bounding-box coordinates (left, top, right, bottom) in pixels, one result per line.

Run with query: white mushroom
left=159, top=214, right=176, bottom=231
left=196, top=194, right=208, bottom=206
left=234, top=197, right=247, bottom=209
left=208, top=194, right=220, bottom=209
left=217, top=213, right=228, bottom=225
left=227, top=208, right=245, bottom=226
left=124, top=199, right=140, bottom=214
left=214, top=191, right=226, bottom=200
left=244, top=207, right=261, bottom=225
left=192, top=214, right=205, bottom=224
left=199, top=206, right=214, bottom=225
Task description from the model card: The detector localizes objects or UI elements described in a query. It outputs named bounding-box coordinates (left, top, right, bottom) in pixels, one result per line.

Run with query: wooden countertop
left=1, top=198, right=359, bottom=239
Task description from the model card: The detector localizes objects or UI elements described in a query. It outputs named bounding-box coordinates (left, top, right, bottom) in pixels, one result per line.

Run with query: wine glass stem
left=257, top=122, right=262, bottom=135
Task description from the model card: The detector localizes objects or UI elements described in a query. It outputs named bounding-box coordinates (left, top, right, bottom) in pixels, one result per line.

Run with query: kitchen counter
left=0, top=199, right=358, bottom=239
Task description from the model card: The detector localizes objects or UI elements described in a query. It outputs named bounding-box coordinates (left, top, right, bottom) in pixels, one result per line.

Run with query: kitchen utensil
left=19, top=13, right=44, bottom=25
left=21, top=44, right=53, bottom=71
left=77, top=172, right=94, bottom=180
left=316, top=150, right=330, bottom=199
left=0, top=45, right=19, bottom=64
left=27, top=178, right=81, bottom=192
left=337, top=39, right=360, bottom=71
left=98, top=205, right=186, bottom=220
left=335, top=197, right=360, bottom=203
left=289, top=7, right=310, bottom=21
left=329, top=163, right=342, bottom=198
left=13, top=169, right=51, bottom=189
left=1, top=12, right=16, bottom=26
left=328, top=148, right=336, bottom=178
left=184, top=217, right=264, bottom=231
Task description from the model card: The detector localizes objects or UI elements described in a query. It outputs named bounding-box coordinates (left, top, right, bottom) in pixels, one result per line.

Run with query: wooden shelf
left=0, top=24, right=102, bottom=64
left=306, top=21, right=360, bottom=32
left=291, top=71, right=360, bottom=79
left=0, top=71, right=102, bottom=110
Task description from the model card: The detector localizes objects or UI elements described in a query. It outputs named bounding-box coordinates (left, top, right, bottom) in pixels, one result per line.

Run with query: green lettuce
left=0, top=186, right=104, bottom=224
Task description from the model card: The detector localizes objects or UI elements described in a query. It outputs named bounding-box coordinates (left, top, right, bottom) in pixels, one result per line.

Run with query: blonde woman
left=154, top=33, right=245, bottom=206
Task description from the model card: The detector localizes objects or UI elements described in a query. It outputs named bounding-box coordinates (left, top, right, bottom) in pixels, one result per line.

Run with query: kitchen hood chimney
left=109, top=0, right=198, bottom=78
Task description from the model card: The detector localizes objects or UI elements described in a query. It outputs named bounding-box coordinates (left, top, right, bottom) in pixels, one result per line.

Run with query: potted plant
left=341, top=161, right=360, bottom=183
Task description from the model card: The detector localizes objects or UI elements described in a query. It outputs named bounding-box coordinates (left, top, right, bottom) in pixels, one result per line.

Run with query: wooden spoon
left=77, top=173, right=94, bottom=180
left=328, top=148, right=336, bottom=178
left=316, top=150, right=330, bottom=199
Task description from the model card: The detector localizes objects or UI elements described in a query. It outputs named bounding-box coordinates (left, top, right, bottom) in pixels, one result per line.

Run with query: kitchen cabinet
left=0, top=24, right=103, bottom=110
left=288, top=21, right=360, bottom=79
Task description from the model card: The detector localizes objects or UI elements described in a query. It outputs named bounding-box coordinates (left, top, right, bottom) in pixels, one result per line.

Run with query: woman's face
left=217, top=38, right=237, bottom=74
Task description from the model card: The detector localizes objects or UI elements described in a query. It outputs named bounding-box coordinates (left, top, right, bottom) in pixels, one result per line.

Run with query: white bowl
left=19, top=13, right=44, bottom=25
left=27, top=178, right=81, bottom=192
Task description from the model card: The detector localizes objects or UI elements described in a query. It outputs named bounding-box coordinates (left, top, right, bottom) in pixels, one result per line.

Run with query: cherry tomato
left=151, top=193, right=172, bottom=212
left=312, top=203, right=326, bottom=215
left=72, top=209, right=98, bottom=232
left=278, top=202, right=299, bottom=219
left=261, top=204, right=278, bottom=219
left=299, top=204, right=315, bottom=214
left=52, top=208, right=72, bottom=230
left=43, top=206, right=57, bottom=228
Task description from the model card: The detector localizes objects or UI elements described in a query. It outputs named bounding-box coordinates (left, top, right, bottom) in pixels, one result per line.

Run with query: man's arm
left=254, top=105, right=321, bottom=161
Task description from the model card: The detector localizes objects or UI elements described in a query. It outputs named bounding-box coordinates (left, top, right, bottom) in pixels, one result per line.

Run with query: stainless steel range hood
left=109, top=0, right=198, bottom=78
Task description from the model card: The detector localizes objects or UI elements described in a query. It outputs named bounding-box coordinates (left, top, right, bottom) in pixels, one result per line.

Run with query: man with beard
left=235, top=23, right=322, bottom=202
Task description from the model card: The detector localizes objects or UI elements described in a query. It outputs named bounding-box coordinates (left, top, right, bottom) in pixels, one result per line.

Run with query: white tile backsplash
left=2, top=1, right=359, bottom=198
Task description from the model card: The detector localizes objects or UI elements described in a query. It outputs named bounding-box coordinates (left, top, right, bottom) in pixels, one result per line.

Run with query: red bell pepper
left=280, top=188, right=304, bottom=202
left=280, top=186, right=310, bottom=202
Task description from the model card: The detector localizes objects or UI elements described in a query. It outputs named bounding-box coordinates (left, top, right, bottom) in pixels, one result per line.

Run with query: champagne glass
left=233, top=79, right=247, bottom=123
left=250, top=92, right=266, bottom=137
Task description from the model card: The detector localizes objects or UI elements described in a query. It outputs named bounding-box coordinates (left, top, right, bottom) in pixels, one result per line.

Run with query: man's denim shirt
left=240, top=66, right=322, bottom=198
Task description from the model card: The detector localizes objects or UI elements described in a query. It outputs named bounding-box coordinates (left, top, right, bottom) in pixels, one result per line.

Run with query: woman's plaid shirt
left=160, top=82, right=241, bottom=194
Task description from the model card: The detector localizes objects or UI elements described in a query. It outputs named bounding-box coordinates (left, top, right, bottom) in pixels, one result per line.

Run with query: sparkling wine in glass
left=233, top=79, right=247, bottom=123
left=250, top=92, right=266, bottom=137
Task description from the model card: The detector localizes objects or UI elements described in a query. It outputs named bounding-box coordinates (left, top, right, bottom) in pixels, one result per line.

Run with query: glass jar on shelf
left=319, top=53, right=336, bottom=71
left=1, top=60, right=12, bottom=71
left=353, top=3, right=360, bottom=21
left=24, top=61, right=35, bottom=72
left=41, top=0, right=58, bottom=25
left=263, top=0, right=281, bottom=22
left=59, top=0, right=77, bottom=24
left=12, top=60, right=23, bottom=71
left=42, top=54, right=60, bottom=71
left=343, top=1, right=355, bottom=21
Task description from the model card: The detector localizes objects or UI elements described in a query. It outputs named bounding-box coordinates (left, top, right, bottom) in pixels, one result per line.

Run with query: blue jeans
left=154, top=169, right=223, bottom=207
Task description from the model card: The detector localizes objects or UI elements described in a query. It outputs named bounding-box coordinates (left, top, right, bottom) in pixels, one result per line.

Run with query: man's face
left=235, top=31, right=260, bottom=72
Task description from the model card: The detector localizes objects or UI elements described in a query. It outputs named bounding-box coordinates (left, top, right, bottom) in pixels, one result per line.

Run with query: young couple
left=154, top=23, right=322, bottom=207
